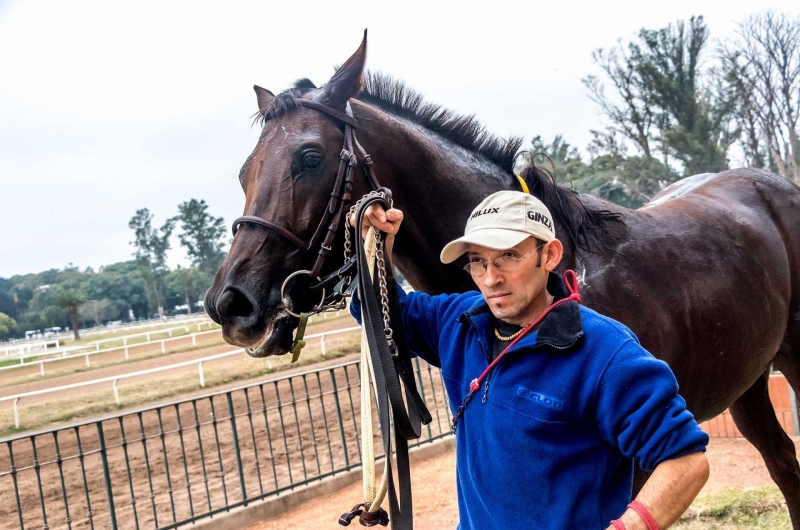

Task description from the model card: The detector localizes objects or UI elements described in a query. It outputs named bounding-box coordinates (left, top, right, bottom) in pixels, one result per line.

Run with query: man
left=350, top=190, right=709, bottom=529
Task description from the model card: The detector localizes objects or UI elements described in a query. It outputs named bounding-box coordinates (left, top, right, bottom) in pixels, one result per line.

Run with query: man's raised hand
left=350, top=204, right=404, bottom=241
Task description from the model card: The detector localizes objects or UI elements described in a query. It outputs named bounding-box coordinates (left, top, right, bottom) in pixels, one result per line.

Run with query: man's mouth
left=488, top=293, right=512, bottom=302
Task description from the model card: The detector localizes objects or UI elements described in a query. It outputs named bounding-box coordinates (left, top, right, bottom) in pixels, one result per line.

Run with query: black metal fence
left=0, top=358, right=453, bottom=530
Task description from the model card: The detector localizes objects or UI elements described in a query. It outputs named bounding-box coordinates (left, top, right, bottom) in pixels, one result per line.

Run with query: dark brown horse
left=204, top=35, right=800, bottom=526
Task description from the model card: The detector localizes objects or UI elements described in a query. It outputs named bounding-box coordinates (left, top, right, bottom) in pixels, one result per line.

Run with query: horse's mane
left=260, top=73, right=523, bottom=174
left=518, top=164, right=626, bottom=251
left=261, top=73, right=623, bottom=250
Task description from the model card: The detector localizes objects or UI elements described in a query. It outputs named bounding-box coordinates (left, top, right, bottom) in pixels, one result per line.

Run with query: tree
left=174, top=199, right=227, bottom=275
left=165, top=267, right=210, bottom=314
left=517, top=135, right=680, bottom=209
left=0, top=313, right=16, bottom=340
left=129, top=209, right=175, bottom=318
left=635, top=17, right=737, bottom=174
left=720, top=11, right=800, bottom=182
left=585, top=16, right=737, bottom=175
left=583, top=44, right=657, bottom=159
left=79, top=299, right=120, bottom=327
left=52, top=288, right=85, bottom=340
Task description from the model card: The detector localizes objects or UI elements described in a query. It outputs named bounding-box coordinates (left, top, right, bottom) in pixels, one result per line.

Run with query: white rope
left=361, top=227, right=390, bottom=513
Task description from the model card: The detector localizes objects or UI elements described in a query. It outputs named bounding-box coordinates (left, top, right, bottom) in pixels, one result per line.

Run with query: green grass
left=0, top=358, right=24, bottom=368
left=674, top=485, right=790, bottom=529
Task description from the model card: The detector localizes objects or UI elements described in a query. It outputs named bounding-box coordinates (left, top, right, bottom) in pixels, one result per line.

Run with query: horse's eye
left=301, top=152, right=322, bottom=170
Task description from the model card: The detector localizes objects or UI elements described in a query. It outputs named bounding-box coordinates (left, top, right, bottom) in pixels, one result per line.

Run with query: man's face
left=467, top=236, right=561, bottom=324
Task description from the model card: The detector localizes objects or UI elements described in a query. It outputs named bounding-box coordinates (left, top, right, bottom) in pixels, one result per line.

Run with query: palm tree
left=53, top=289, right=86, bottom=340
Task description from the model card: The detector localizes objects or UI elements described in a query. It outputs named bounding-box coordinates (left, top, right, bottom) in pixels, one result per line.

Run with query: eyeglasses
left=462, top=244, right=544, bottom=277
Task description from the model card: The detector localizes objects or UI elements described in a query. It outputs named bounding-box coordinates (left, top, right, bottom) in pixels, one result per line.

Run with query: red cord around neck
left=468, top=270, right=581, bottom=392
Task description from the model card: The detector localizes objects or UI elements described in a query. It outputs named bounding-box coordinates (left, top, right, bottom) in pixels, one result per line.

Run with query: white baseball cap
left=440, top=190, right=556, bottom=264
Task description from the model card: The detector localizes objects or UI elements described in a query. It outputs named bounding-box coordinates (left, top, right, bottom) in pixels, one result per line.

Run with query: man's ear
left=544, top=239, right=564, bottom=271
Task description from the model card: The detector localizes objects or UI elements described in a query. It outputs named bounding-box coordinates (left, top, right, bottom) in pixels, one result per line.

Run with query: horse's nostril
left=217, top=288, right=256, bottom=319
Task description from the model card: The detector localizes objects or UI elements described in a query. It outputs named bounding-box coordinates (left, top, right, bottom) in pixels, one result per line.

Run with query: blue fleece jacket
left=351, top=272, right=708, bottom=529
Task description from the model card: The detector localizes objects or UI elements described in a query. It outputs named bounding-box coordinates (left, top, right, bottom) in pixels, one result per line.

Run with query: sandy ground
left=247, top=438, right=800, bottom=530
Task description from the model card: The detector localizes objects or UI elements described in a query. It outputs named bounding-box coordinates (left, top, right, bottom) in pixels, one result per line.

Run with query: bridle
left=231, top=98, right=382, bottom=318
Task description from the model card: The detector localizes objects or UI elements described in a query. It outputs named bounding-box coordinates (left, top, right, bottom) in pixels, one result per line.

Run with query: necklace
left=494, top=293, right=554, bottom=341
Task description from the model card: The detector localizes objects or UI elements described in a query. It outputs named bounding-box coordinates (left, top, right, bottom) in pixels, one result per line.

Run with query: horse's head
left=204, top=34, right=369, bottom=356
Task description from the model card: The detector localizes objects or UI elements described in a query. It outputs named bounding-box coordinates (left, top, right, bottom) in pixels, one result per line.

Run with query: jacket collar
left=458, top=271, right=584, bottom=351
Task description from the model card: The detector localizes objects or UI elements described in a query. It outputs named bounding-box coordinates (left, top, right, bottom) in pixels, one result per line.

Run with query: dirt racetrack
left=247, top=437, right=800, bottom=530
left=0, top=338, right=452, bottom=530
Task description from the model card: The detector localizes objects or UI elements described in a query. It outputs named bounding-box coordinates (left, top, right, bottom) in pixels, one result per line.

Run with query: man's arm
left=595, top=340, right=710, bottom=529
left=608, top=452, right=709, bottom=529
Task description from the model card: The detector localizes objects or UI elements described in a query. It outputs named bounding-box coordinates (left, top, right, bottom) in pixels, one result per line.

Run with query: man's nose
left=482, top=264, right=503, bottom=287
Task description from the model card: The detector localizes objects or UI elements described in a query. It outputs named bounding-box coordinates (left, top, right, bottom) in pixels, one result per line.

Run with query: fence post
left=40, top=361, right=44, bottom=377
left=123, top=337, right=127, bottom=347
left=199, top=362, right=205, bottom=388
left=169, top=329, right=173, bottom=338
left=124, top=345, right=129, bottom=360
left=791, top=388, right=800, bottom=437
left=96, top=423, right=119, bottom=530
left=85, top=354, right=90, bottom=367
left=113, top=379, right=120, bottom=405
left=147, top=332, right=150, bottom=342
left=13, top=398, right=20, bottom=429
left=226, top=393, right=248, bottom=502
left=192, top=334, right=197, bottom=346
left=161, top=341, right=166, bottom=354
left=96, top=343, right=100, bottom=351
left=321, top=335, right=326, bottom=356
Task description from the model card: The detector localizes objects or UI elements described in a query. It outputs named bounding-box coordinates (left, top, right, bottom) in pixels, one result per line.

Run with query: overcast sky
left=1, top=0, right=798, bottom=278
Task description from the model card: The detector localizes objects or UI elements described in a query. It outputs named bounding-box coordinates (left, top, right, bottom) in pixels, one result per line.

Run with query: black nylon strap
left=352, top=193, right=432, bottom=530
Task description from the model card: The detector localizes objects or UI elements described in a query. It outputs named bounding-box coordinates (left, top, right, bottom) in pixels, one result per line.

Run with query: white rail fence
left=1, top=326, right=361, bottom=428
left=1, top=320, right=214, bottom=362
left=0, top=325, right=224, bottom=377
left=1, top=314, right=210, bottom=349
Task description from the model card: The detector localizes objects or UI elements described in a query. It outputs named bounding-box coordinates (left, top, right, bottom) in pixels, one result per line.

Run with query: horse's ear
left=254, top=85, right=275, bottom=115
left=318, top=29, right=367, bottom=109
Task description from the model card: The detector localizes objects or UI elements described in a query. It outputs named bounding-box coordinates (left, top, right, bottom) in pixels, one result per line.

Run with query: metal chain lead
left=344, top=190, right=385, bottom=263
left=346, top=190, right=393, bottom=339
left=374, top=233, right=393, bottom=339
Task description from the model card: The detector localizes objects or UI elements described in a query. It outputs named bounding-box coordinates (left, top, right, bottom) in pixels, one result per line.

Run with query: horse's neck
left=353, top=103, right=513, bottom=294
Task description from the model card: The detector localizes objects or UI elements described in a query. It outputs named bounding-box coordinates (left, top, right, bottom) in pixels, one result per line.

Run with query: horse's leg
left=729, top=370, right=800, bottom=529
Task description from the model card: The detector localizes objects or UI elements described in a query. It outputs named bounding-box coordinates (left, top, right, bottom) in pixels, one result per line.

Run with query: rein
left=338, top=192, right=432, bottom=528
